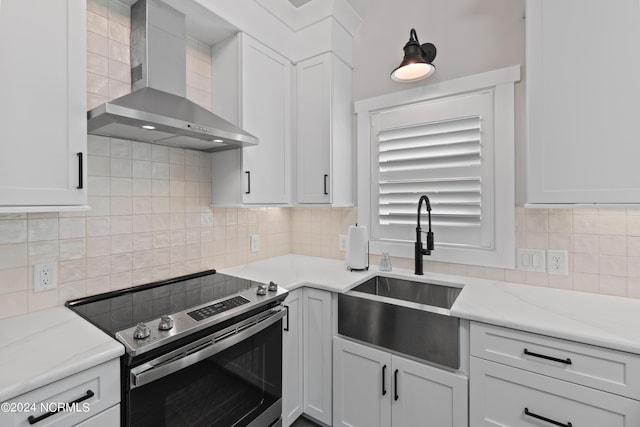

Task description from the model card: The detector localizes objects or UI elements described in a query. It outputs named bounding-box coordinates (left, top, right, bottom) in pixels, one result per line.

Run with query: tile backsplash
left=1, top=0, right=639, bottom=320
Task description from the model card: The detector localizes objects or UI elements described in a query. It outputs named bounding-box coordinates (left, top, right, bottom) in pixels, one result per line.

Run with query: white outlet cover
left=34, top=263, right=57, bottom=292
left=546, top=250, right=569, bottom=275
left=250, top=234, right=260, bottom=253
left=339, top=234, right=347, bottom=252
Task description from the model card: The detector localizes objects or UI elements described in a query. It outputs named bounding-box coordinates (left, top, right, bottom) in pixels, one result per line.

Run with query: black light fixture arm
left=415, top=195, right=434, bottom=275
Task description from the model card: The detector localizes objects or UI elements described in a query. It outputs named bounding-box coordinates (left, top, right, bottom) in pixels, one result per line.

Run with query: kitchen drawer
left=0, top=358, right=119, bottom=427
left=470, top=322, right=640, bottom=399
left=75, top=404, right=119, bottom=426
left=470, top=357, right=640, bottom=427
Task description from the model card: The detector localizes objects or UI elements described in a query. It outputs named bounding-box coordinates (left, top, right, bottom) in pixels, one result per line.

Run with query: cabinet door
left=0, top=0, right=87, bottom=209
left=470, top=357, right=640, bottom=427
left=296, top=54, right=331, bottom=204
left=75, top=404, right=120, bottom=426
left=282, top=289, right=303, bottom=427
left=303, top=288, right=333, bottom=425
left=527, top=0, right=640, bottom=204
left=392, top=355, right=468, bottom=427
left=241, top=34, right=291, bottom=204
left=296, top=53, right=353, bottom=205
left=333, top=336, right=391, bottom=427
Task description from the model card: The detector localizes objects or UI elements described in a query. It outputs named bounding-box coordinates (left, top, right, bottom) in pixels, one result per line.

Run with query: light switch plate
left=517, top=249, right=546, bottom=273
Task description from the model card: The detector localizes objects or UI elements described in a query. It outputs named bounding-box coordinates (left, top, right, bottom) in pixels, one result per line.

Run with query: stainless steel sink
left=338, top=275, right=462, bottom=369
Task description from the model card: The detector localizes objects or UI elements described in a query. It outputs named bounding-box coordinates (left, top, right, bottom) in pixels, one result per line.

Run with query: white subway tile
left=133, top=251, right=153, bottom=270
left=110, top=272, right=132, bottom=290
left=111, top=253, right=132, bottom=274
left=133, top=216, right=153, bottom=234
left=132, top=179, right=152, bottom=197
left=573, top=253, right=599, bottom=274
left=87, top=276, right=111, bottom=296
left=108, top=40, right=129, bottom=63
left=88, top=155, right=110, bottom=177
left=152, top=180, right=170, bottom=197
left=573, top=214, right=598, bottom=234
left=132, top=232, right=153, bottom=251
left=88, top=177, right=110, bottom=196
left=152, top=214, right=170, bottom=231
left=108, top=20, right=129, bottom=44
left=0, top=267, right=28, bottom=294
left=152, top=145, right=170, bottom=163
left=111, top=138, right=132, bottom=158
left=111, top=158, right=132, bottom=178
left=87, top=236, right=111, bottom=257
left=153, top=248, right=170, bottom=267
left=110, top=178, right=133, bottom=197
left=28, top=289, right=58, bottom=313
left=88, top=135, right=111, bottom=156
left=28, top=241, right=58, bottom=265
left=59, top=238, right=87, bottom=261
left=573, top=234, right=599, bottom=254
left=108, top=79, right=130, bottom=99
left=133, top=197, right=152, bottom=215
left=132, top=160, right=151, bottom=179
left=87, top=31, right=108, bottom=56
left=111, top=197, right=132, bottom=215
left=87, top=256, right=110, bottom=278
left=132, top=268, right=153, bottom=285
left=88, top=52, right=109, bottom=76
left=87, top=216, right=111, bottom=237
left=59, top=218, right=86, bottom=239
left=108, top=58, right=130, bottom=83
left=28, top=218, right=58, bottom=242
left=111, top=235, right=133, bottom=254
left=599, top=255, right=627, bottom=277
left=153, top=231, right=171, bottom=249
left=599, top=235, right=627, bottom=256
left=132, top=142, right=152, bottom=160
left=87, top=72, right=109, bottom=96
left=58, top=280, right=87, bottom=304
left=59, top=259, right=86, bottom=283
left=599, top=275, right=627, bottom=297
left=0, top=291, right=28, bottom=319
left=87, top=0, right=108, bottom=17
left=152, top=197, right=170, bottom=214
left=152, top=163, right=170, bottom=180
left=0, top=220, right=27, bottom=244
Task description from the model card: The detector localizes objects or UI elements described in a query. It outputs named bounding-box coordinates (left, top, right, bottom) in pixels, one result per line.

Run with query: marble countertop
left=223, top=254, right=640, bottom=355
left=0, top=307, right=124, bottom=403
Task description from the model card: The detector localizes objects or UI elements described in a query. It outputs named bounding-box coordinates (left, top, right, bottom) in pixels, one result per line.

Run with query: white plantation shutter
left=371, top=90, right=495, bottom=249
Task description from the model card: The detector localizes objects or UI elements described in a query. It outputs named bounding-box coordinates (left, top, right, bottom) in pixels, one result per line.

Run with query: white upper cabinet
left=296, top=53, right=353, bottom=206
left=211, top=33, right=292, bottom=206
left=0, top=0, right=87, bottom=211
left=526, top=0, right=640, bottom=204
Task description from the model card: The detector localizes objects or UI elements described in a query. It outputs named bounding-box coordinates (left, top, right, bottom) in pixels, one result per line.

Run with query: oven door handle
left=130, top=307, right=286, bottom=389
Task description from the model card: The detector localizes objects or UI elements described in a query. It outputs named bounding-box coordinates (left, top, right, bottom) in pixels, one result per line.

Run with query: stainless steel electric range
left=66, top=270, right=288, bottom=427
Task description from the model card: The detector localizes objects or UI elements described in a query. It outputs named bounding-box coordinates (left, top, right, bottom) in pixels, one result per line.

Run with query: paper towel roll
left=346, top=225, right=368, bottom=271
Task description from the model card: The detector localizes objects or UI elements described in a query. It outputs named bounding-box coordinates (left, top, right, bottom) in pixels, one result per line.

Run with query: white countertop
left=223, top=254, right=640, bottom=355
left=0, top=307, right=123, bottom=403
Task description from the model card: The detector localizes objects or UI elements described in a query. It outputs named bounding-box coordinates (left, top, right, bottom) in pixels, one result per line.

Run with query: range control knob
left=158, top=315, right=174, bottom=331
left=133, top=322, right=151, bottom=340
left=268, top=281, right=278, bottom=292
left=256, top=284, right=267, bottom=296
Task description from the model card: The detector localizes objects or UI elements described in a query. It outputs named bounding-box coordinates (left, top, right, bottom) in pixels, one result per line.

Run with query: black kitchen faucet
left=415, top=195, right=434, bottom=275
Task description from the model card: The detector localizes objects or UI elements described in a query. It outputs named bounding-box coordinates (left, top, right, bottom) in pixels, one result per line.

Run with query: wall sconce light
left=390, top=28, right=437, bottom=82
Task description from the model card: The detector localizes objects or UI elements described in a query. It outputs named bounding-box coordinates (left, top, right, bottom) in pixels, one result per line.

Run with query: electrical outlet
left=547, top=250, right=569, bottom=275
left=517, top=249, right=546, bottom=273
left=250, top=234, right=260, bottom=252
left=34, top=263, right=57, bottom=292
left=339, top=235, right=347, bottom=252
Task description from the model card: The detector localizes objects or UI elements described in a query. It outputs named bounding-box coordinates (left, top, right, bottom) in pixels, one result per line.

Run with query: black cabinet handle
left=27, top=389, right=94, bottom=425
left=394, top=369, right=399, bottom=401
left=323, top=174, right=328, bottom=195
left=283, top=305, right=290, bottom=331
left=524, top=408, right=572, bottom=427
left=76, top=152, right=83, bottom=189
left=382, top=365, right=387, bottom=396
left=245, top=171, right=251, bottom=194
left=524, top=348, right=572, bottom=365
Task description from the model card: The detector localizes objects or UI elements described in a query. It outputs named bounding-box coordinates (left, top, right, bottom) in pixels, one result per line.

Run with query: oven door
left=125, top=307, right=285, bottom=427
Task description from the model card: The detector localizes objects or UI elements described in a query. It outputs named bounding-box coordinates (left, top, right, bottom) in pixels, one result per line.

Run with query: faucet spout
left=415, top=195, right=434, bottom=275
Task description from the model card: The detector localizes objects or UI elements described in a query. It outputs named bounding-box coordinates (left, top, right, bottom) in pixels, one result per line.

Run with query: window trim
left=355, top=66, right=520, bottom=268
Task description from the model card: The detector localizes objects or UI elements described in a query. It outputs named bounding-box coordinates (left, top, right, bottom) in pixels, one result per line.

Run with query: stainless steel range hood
left=87, top=0, right=257, bottom=152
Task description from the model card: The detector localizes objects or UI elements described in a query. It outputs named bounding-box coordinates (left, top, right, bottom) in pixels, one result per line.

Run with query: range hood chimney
left=87, top=0, right=257, bottom=152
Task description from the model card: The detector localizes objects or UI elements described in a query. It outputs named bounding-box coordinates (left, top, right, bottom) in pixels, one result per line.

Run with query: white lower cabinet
left=469, top=321, right=640, bottom=426
left=333, top=336, right=468, bottom=427
left=303, top=288, right=333, bottom=425
left=283, top=289, right=304, bottom=427
left=282, top=287, right=333, bottom=426
left=0, top=358, right=120, bottom=427
left=470, top=357, right=640, bottom=426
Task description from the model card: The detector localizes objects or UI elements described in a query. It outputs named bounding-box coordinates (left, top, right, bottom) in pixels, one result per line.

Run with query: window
left=355, top=67, right=519, bottom=268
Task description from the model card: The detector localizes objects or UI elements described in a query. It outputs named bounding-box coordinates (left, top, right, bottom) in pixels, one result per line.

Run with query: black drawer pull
left=394, top=369, right=399, bottom=401
left=382, top=365, right=387, bottom=396
left=283, top=305, right=290, bottom=331
left=323, top=174, right=328, bottom=195
left=524, top=348, right=572, bottom=365
left=27, top=389, right=94, bottom=425
left=245, top=171, right=251, bottom=194
left=524, top=407, right=572, bottom=427
left=76, top=152, right=83, bottom=189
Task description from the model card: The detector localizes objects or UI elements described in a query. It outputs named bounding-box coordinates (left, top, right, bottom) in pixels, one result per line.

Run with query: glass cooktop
left=66, top=271, right=261, bottom=335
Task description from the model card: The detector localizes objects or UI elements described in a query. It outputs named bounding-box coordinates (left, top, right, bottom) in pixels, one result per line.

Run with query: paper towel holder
left=347, top=241, right=369, bottom=272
